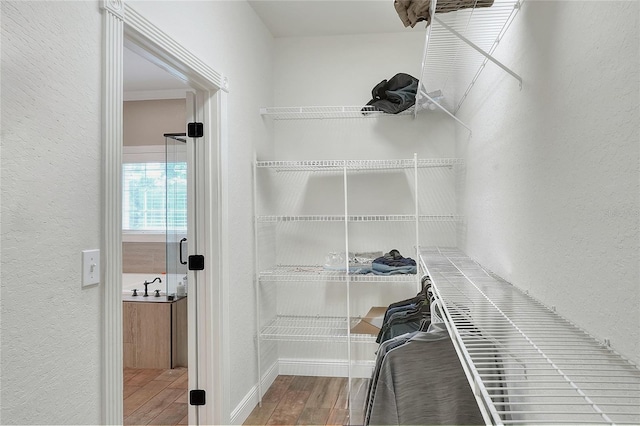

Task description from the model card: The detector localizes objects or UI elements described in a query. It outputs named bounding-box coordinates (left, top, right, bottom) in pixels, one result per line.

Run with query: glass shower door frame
left=165, top=133, right=189, bottom=298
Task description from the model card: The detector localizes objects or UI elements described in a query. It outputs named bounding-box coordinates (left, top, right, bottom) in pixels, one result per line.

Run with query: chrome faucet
left=143, top=277, right=162, bottom=297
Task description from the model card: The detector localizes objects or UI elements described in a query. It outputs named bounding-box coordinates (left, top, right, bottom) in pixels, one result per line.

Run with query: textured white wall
left=127, top=0, right=275, bottom=416
left=1, top=1, right=103, bottom=424
left=456, top=1, right=639, bottom=365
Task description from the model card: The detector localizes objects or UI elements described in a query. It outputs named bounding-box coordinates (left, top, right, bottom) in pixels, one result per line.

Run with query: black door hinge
left=189, top=389, right=206, bottom=406
left=188, top=255, right=205, bottom=271
left=188, top=122, right=204, bottom=138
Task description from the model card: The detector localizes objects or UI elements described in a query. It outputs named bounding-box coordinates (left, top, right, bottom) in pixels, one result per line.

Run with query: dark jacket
left=363, top=73, right=419, bottom=114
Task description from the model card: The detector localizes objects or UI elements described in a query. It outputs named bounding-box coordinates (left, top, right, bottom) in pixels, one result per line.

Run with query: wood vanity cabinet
left=123, top=297, right=187, bottom=369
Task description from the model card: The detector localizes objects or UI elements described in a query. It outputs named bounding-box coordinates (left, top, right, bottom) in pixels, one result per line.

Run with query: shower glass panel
left=165, top=133, right=188, bottom=296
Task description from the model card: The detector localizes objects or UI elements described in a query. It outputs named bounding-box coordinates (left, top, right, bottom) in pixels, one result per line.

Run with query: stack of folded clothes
left=371, top=249, right=416, bottom=275
left=323, top=249, right=416, bottom=275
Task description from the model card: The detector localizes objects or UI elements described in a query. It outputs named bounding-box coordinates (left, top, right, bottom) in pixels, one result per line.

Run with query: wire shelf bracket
left=415, top=0, right=525, bottom=128
left=434, top=15, right=522, bottom=89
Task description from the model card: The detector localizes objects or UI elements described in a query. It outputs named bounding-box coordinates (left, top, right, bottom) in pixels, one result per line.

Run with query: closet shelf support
left=420, top=89, right=472, bottom=134
left=433, top=16, right=523, bottom=91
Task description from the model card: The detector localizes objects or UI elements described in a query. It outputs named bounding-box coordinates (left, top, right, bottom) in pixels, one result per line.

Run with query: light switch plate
left=82, top=249, right=100, bottom=287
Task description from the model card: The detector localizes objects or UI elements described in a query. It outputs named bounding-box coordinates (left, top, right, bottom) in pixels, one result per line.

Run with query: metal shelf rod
left=497, top=394, right=639, bottom=399
left=479, top=373, right=639, bottom=379
left=471, top=357, right=632, bottom=362
left=463, top=337, right=602, bottom=342
left=497, top=410, right=620, bottom=415
left=477, top=366, right=639, bottom=373
left=497, top=402, right=640, bottom=407
left=502, top=421, right=615, bottom=425
left=464, top=341, right=610, bottom=346
left=484, top=386, right=640, bottom=392
left=481, top=379, right=640, bottom=384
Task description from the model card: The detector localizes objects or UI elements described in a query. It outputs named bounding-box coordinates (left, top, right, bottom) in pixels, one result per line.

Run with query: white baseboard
left=229, top=361, right=278, bottom=425
left=278, top=358, right=374, bottom=379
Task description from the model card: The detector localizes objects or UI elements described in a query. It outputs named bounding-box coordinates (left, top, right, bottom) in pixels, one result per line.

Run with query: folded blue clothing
left=371, top=263, right=417, bottom=275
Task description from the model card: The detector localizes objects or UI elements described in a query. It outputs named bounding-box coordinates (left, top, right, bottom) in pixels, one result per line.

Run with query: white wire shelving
left=420, top=247, right=640, bottom=425
left=256, top=158, right=464, bottom=171
left=261, top=315, right=377, bottom=343
left=415, top=0, right=524, bottom=128
left=259, top=105, right=418, bottom=120
left=259, top=265, right=417, bottom=283
left=260, top=2, right=524, bottom=128
left=257, top=214, right=463, bottom=223
left=253, top=154, right=461, bottom=405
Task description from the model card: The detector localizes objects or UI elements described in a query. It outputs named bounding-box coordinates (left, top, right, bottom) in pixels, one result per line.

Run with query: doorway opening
left=101, top=4, right=229, bottom=424
left=122, top=45, right=192, bottom=426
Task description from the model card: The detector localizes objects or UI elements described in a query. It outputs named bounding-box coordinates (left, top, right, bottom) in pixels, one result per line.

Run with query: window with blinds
left=123, top=162, right=187, bottom=232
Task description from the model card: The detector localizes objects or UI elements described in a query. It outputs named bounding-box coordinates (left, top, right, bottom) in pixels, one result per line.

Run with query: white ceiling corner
left=123, top=47, right=191, bottom=96
left=248, top=0, right=424, bottom=38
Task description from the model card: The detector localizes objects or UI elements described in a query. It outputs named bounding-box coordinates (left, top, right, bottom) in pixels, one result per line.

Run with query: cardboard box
left=351, top=306, right=387, bottom=336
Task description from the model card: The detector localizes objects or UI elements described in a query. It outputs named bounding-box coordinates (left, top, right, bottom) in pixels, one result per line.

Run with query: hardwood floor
left=124, top=367, right=188, bottom=425
left=244, top=376, right=368, bottom=426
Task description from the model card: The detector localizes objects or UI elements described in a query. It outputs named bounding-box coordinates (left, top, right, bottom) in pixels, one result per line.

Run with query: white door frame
left=101, top=1, right=229, bottom=424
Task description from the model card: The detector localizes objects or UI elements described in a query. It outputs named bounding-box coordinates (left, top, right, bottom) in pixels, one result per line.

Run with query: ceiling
left=124, top=47, right=190, bottom=93
left=124, top=1, right=422, bottom=94
left=248, top=0, right=424, bottom=38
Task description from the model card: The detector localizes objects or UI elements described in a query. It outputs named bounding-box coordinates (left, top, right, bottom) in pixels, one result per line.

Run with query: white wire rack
left=415, top=0, right=523, bottom=122
left=259, top=105, right=419, bottom=120
left=256, top=158, right=464, bottom=171
left=257, top=214, right=463, bottom=223
left=261, top=315, right=377, bottom=343
left=259, top=265, right=417, bottom=283
left=420, top=247, right=640, bottom=425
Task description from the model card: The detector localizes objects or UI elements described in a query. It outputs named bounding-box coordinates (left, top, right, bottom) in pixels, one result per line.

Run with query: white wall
left=273, top=32, right=457, bottom=160
left=456, top=1, right=639, bottom=365
left=127, top=1, right=275, bottom=418
left=1, top=1, right=103, bottom=424
left=1, top=1, right=274, bottom=423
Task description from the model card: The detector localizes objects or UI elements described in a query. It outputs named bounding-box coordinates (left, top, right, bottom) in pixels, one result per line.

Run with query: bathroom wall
left=122, top=242, right=166, bottom=273
left=455, top=1, right=640, bottom=365
left=1, top=1, right=102, bottom=424
left=123, top=98, right=186, bottom=146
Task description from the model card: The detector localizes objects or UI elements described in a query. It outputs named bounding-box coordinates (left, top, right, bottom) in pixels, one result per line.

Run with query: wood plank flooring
left=244, top=376, right=367, bottom=426
left=124, top=367, right=188, bottom=425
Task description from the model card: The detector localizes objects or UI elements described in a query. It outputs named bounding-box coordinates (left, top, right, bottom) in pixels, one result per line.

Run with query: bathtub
left=122, top=273, right=185, bottom=297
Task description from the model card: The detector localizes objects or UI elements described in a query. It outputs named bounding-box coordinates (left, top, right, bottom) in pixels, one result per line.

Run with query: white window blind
left=123, top=162, right=187, bottom=232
